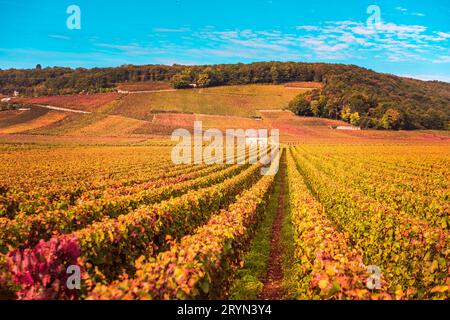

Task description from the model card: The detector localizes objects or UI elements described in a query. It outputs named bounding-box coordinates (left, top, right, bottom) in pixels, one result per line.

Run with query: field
left=0, top=85, right=306, bottom=136
left=284, top=81, right=324, bottom=89
left=15, top=93, right=122, bottom=113
left=116, top=81, right=173, bottom=92
left=0, top=86, right=449, bottom=300
left=0, top=141, right=449, bottom=300
left=110, top=84, right=306, bottom=119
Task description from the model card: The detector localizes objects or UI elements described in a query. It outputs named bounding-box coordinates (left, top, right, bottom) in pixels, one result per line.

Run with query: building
left=246, top=132, right=269, bottom=146
left=335, top=125, right=361, bottom=131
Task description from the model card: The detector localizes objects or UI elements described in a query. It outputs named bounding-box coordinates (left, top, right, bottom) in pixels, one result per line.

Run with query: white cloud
left=94, top=43, right=168, bottom=56
left=395, top=6, right=426, bottom=17
left=395, top=6, right=408, bottom=12
left=351, top=25, right=377, bottom=36
left=257, top=31, right=283, bottom=37
left=96, top=43, right=140, bottom=51
left=296, top=26, right=320, bottom=31
left=153, top=27, right=190, bottom=33
left=300, top=37, right=349, bottom=52
left=229, top=39, right=287, bottom=51
left=401, top=74, right=450, bottom=82
left=376, top=23, right=427, bottom=34
left=48, top=35, right=71, bottom=40
left=91, top=22, right=450, bottom=67
left=433, top=55, right=450, bottom=63
left=436, top=32, right=450, bottom=39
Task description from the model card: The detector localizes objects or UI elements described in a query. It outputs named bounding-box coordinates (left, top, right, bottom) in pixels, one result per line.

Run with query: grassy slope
left=69, top=115, right=147, bottom=136
left=15, top=93, right=121, bottom=113
left=116, top=81, right=172, bottom=92
left=111, top=84, right=307, bottom=119
left=0, top=107, right=49, bottom=130
left=0, top=112, right=67, bottom=134
left=28, top=114, right=108, bottom=135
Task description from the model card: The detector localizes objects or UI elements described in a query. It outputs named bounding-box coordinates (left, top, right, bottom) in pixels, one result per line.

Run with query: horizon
left=1, top=60, right=449, bottom=84
left=1, top=0, right=449, bottom=82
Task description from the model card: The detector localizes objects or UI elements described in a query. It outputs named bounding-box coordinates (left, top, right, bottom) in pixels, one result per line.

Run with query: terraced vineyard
left=0, top=143, right=449, bottom=300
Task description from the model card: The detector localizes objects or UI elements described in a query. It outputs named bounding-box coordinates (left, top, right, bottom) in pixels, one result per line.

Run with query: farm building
left=335, top=125, right=361, bottom=131
left=246, top=132, right=269, bottom=146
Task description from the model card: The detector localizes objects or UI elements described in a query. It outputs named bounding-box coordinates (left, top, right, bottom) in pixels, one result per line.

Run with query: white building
left=335, top=125, right=361, bottom=131
left=246, top=132, right=269, bottom=146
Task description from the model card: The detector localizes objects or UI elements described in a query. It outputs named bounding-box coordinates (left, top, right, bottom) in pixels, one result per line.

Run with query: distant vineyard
left=112, top=84, right=306, bottom=119
left=116, top=81, right=172, bottom=92
left=15, top=93, right=121, bottom=113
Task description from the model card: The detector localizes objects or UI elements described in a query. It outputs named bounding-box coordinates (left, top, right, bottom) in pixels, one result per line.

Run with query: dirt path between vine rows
left=260, top=161, right=286, bottom=300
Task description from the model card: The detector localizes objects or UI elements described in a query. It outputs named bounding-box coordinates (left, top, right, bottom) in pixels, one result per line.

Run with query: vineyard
left=0, top=142, right=449, bottom=300
left=284, top=145, right=450, bottom=299
left=1, top=0, right=450, bottom=306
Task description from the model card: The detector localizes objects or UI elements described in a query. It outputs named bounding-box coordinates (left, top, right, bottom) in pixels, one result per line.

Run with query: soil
left=260, top=162, right=287, bottom=300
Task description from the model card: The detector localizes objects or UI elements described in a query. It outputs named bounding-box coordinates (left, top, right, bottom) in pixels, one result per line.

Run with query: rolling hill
left=1, top=62, right=449, bottom=130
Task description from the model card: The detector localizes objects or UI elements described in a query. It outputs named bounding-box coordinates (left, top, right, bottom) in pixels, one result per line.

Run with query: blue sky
left=0, top=0, right=449, bottom=81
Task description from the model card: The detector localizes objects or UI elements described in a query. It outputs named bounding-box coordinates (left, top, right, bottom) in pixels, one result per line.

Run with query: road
left=35, top=104, right=91, bottom=114
left=119, top=89, right=177, bottom=94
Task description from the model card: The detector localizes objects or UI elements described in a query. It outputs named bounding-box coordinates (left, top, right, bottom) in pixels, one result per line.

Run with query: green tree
left=170, top=69, right=192, bottom=89
left=350, top=112, right=360, bottom=126
left=341, top=106, right=352, bottom=121
left=310, top=100, right=320, bottom=116
left=289, top=95, right=312, bottom=116
left=196, top=73, right=211, bottom=88
left=270, top=65, right=281, bottom=83
left=421, top=109, right=445, bottom=129
left=381, top=108, right=403, bottom=130
left=196, top=67, right=217, bottom=88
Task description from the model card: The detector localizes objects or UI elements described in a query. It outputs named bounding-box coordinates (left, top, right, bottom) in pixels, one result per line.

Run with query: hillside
left=0, top=62, right=449, bottom=130
left=110, top=84, right=306, bottom=118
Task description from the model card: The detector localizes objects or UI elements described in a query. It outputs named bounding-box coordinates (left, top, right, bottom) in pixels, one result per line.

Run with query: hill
left=0, top=61, right=449, bottom=129
left=110, top=84, right=306, bottom=118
